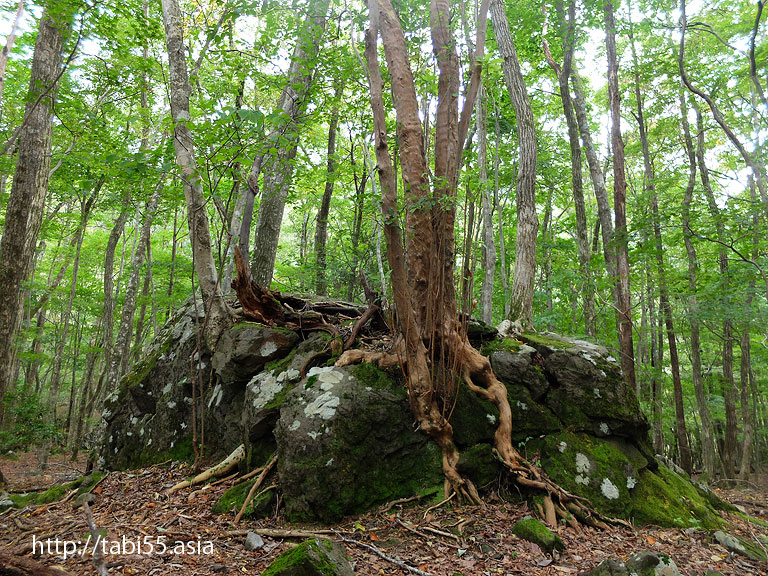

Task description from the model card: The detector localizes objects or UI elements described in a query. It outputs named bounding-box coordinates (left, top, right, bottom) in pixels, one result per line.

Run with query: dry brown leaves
left=1, top=452, right=767, bottom=575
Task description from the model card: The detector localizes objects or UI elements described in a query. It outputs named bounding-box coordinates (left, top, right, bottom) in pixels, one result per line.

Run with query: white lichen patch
left=575, top=474, right=589, bottom=485
left=130, top=416, right=138, bottom=425
left=558, top=441, right=568, bottom=453
left=307, top=431, right=320, bottom=440
left=260, top=340, right=278, bottom=357
left=304, top=391, right=340, bottom=420
left=600, top=478, right=620, bottom=500
left=307, top=366, right=334, bottom=378
left=277, top=369, right=300, bottom=383
left=162, top=383, right=173, bottom=395
left=180, top=422, right=187, bottom=429
left=626, top=476, right=637, bottom=489
left=486, top=414, right=497, bottom=425
left=167, top=401, right=177, bottom=409
left=606, top=355, right=616, bottom=363
left=580, top=351, right=597, bottom=366
left=575, top=452, right=591, bottom=474
left=599, top=422, right=610, bottom=435
left=289, top=420, right=301, bottom=431
left=207, top=383, right=223, bottom=409
left=516, top=400, right=528, bottom=411
left=248, top=373, right=283, bottom=411
left=593, top=387, right=602, bottom=398
left=317, top=369, right=343, bottom=385
left=326, top=459, right=334, bottom=467
left=139, top=428, right=144, bottom=436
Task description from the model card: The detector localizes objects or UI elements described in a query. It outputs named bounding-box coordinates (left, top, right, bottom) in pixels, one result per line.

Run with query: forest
left=0, top=0, right=766, bottom=574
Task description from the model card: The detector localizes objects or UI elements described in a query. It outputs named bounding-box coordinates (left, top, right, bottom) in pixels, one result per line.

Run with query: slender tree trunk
left=102, top=181, right=161, bottom=396
left=63, top=316, right=83, bottom=434
left=0, top=3, right=76, bottom=425
left=490, top=0, right=537, bottom=329
left=492, top=98, right=509, bottom=317
left=247, top=0, right=330, bottom=286
left=162, top=0, right=231, bottom=348
left=631, top=32, right=690, bottom=473
left=478, top=84, right=495, bottom=324
left=604, top=0, right=636, bottom=389
left=132, top=239, right=153, bottom=363
left=679, top=90, right=718, bottom=481
left=694, top=107, right=738, bottom=479
left=647, top=269, right=664, bottom=454
left=543, top=0, right=594, bottom=336
left=315, top=79, right=343, bottom=296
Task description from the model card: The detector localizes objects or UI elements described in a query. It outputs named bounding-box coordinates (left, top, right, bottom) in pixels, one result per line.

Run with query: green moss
left=512, top=518, right=564, bottom=554
left=263, top=384, right=293, bottom=412
left=631, top=467, right=722, bottom=529
left=458, top=443, right=502, bottom=487
left=737, top=511, right=768, bottom=528
left=213, top=479, right=277, bottom=519
left=134, top=436, right=194, bottom=468
left=450, top=381, right=498, bottom=448
left=352, top=362, right=404, bottom=395
left=117, top=343, right=166, bottom=391
left=8, top=473, right=106, bottom=507
left=521, top=333, right=574, bottom=350
left=480, top=337, right=522, bottom=356
left=262, top=539, right=338, bottom=576
left=264, top=346, right=298, bottom=374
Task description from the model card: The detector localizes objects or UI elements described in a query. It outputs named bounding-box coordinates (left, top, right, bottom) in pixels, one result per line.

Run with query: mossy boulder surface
left=526, top=431, right=722, bottom=527
left=511, top=517, right=564, bottom=554
left=8, top=473, right=105, bottom=508
left=262, top=538, right=353, bottom=576
left=212, top=479, right=277, bottom=520
left=275, top=365, right=442, bottom=522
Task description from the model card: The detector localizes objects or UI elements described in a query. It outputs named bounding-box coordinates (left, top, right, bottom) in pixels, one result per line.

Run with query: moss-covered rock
left=527, top=432, right=640, bottom=518
left=631, top=467, right=722, bottom=529
left=511, top=517, right=564, bottom=554
left=262, top=538, right=353, bottom=576
left=275, top=364, right=442, bottom=522
left=458, top=443, right=502, bottom=487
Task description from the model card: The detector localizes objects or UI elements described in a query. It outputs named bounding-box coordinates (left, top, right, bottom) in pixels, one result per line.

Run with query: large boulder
left=275, top=364, right=442, bottom=522
left=100, top=300, right=211, bottom=470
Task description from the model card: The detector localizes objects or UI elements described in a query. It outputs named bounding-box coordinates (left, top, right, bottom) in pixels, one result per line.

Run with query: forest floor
left=1, top=451, right=767, bottom=575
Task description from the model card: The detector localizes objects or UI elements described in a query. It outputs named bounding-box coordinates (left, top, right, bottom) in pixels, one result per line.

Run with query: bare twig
left=82, top=500, right=109, bottom=576
left=334, top=531, right=432, bottom=576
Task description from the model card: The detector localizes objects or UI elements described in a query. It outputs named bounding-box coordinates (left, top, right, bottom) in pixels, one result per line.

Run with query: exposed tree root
left=166, top=444, right=245, bottom=495
left=234, top=454, right=277, bottom=524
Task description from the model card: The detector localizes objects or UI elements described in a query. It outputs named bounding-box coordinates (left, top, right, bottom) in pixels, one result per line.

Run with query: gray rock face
left=580, top=551, right=682, bottom=576
left=242, top=332, right=330, bottom=449
left=212, top=322, right=299, bottom=385
left=713, top=530, right=767, bottom=561
left=275, top=365, right=442, bottom=522
left=262, top=538, right=353, bottom=576
left=100, top=300, right=211, bottom=470
left=244, top=531, right=265, bottom=551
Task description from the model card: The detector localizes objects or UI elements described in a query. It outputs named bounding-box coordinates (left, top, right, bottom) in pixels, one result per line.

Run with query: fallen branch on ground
left=166, top=444, right=245, bottom=495
left=234, top=454, right=277, bottom=524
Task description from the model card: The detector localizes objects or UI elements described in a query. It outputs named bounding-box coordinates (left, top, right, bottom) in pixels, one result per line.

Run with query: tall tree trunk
left=247, top=0, right=330, bottom=286
left=492, top=97, right=509, bottom=317
left=101, top=181, right=161, bottom=396
left=604, top=0, right=636, bottom=389
left=0, top=3, right=76, bottom=424
left=630, top=30, right=691, bottom=473
left=694, top=107, right=738, bottom=480
left=47, top=188, right=98, bottom=418
left=543, top=0, right=594, bottom=336
left=478, top=84, right=496, bottom=325
left=315, top=79, right=343, bottom=296
left=679, top=90, right=718, bottom=481
left=162, top=0, right=231, bottom=348
left=490, top=0, right=538, bottom=330
left=132, top=238, right=153, bottom=363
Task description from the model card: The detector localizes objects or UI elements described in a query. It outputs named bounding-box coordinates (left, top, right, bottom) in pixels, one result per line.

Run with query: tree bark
left=315, top=79, right=343, bottom=296
left=478, top=84, right=495, bottom=325
left=161, top=0, right=231, bottom=348
left=0, top=3, right=75, bottom=424
left=543, top=0, right=594, bottom=336
left=679, top=90, right=718, bottom=481
left=490, top=0, right=538, bottom=329
left=630, top=29, right=690, bottom=473
left=604, top=0, right=637, bottom=390
left=247, top=0, right=330, bottom=286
